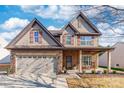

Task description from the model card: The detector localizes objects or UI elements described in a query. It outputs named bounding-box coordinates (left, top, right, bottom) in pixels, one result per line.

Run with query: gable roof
left=62, top=11, right=101, bottom=35
left=6, top=18, right=64, bottom=49
left=68, top=23, right=80, bottom=34
left=62, top=21, right=79, bottom=34
left=49, top=30, right=63, bottom=36
left=76, top=12, right=101, bottom=34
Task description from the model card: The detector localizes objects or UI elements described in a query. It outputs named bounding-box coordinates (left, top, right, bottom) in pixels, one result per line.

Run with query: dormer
left=60, top=23, right=77, bottom=47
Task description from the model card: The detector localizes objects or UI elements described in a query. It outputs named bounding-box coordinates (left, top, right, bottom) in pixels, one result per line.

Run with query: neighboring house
left=100, top=42, right=124, bottom=68
left=5, top=12, right=114, bottom=75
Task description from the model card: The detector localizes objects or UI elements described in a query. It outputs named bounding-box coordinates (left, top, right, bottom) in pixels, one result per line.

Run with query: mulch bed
left=78, top=73, right=124, bottom=78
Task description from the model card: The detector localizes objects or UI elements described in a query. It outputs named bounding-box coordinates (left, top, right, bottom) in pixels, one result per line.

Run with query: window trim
left=66, top=35, right=72, bottom=45
left=82, top=55, right=92, bottom=66
left=34, top=31, right=39, bottom=43
left=80, top=36, right=93, bottom=46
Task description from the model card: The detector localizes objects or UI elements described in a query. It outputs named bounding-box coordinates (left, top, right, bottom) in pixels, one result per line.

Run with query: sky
left=0, top=5, right=124, bottom=46
left=0, top=5, right=79, bottom=42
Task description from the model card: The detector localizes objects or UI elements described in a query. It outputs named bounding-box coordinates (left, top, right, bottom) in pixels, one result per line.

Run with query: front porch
left=62, top=47, right=114, bottom=73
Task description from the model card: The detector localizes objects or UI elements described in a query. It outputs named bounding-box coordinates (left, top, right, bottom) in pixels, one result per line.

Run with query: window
left=66, top=56, right=72, bottom=62
left=80, top=36, right=93, bottom=46
left=66, top=36, right=71, bottom=45
left=82, top=55, right=92, bottom=66
left=66, top=56, right=72, bottom=68
left=116, top=64, right=119, bottom=67
left=34, top=32, right=39, bottom=43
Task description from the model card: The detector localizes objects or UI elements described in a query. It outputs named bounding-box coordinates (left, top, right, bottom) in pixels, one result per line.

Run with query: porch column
left=15, top=56, right=17, bottom=74
left=58, top=51, right=63, bottom=74
left=107, top=50, right=111, bottom=72
left=96, top=53, right=99, bottom=69
left=79, top=50, right=82, bottom=73
left=11, top=51, right=16, bottom=74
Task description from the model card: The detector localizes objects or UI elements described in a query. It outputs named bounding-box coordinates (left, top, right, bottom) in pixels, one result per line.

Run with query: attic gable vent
left=31, top=28, right=42, bottom=32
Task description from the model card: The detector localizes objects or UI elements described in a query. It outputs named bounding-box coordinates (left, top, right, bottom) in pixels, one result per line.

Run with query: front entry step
left=66, top=70, right=79, bottom=74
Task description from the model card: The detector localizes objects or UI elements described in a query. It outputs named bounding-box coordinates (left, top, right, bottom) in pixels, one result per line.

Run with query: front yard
left=67, top=74, right=124, bottom=88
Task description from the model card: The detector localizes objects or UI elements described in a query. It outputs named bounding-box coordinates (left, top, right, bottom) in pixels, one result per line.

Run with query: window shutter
left=77, top=36, right=80, bottom=45
left=30, top=31, right=33, bottom=43
left=71, top=36, right=74, bottom=45
left=63, top=35, right=66, bottom=44
left=39, top=32, right=42, bottom=44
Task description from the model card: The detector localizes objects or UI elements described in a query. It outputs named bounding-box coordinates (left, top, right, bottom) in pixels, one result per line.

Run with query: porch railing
left=82, top=62, right=96, bottom=69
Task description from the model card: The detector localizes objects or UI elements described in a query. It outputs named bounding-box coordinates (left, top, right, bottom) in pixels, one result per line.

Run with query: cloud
left=47, top=26, right=61, bottom=30
left=0, top=17, right=29, bottom=30
left=110, top=5, right=124, bottom=9
left=97, top=23, right=115, bottom=36
left=20, top=5, right=80, bottom=20
left=84, top=7, right=103, bottom=18
left=0, top=30, right=21, bottom=41
left=97, top=22, right=124, bottom=46
left=0, top=36, right=8, bottom=48
left=0, top=17, right=29, bottom=41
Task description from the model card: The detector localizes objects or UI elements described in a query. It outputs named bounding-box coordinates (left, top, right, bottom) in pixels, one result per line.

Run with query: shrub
left=7, top=68, right=9, bottom=75
left=113, top=70, right=116, bottom=74
left=103, top=70, right=108, bottom=74
left=63, top=66, right=67, bottom=73
left=8, top=67, right=15, bottom=74
left=91, top=70, right=96, bottom=74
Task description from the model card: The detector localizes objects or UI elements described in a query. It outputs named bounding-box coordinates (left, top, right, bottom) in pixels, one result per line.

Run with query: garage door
left=16, top=55, right=58, bottom=75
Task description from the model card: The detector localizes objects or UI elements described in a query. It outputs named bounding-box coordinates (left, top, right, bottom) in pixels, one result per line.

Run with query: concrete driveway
left=0, top=73, right=68, bottom=88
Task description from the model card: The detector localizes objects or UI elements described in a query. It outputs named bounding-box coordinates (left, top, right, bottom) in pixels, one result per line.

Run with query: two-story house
left=6, top=12, right=114, bottom=75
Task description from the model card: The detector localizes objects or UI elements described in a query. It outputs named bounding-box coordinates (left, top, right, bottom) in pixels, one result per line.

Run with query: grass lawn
left=99, top=66, right=124, bottom=72
left=67, top=75, right=124, bottom=88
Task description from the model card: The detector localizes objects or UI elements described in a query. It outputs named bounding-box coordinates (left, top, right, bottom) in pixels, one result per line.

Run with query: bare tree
left=74, top=5, right=124, bottom=45
left=81, top=6, right=124, bottom=34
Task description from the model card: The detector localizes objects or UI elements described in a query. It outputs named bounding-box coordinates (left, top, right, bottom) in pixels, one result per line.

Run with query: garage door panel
left=31, top=58, right=55, bottom=74
left=24, top=58, right=41, bottom=73
left=17, top=58, right=34, bottom=68
left=16, top=56, right=58, bottom=75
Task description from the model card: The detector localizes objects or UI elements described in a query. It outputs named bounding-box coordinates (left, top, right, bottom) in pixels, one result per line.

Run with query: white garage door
left=16, top=55, right=58, bottom=75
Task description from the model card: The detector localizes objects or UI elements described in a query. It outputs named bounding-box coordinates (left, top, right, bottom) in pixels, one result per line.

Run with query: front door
left=66, top=56, right=72, bottom=69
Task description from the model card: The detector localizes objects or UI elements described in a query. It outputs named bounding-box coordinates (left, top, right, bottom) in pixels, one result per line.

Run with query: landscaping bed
left=0, top=64, right=11, bottom=74
left=78, top=73, right=124, bottom=78
left=67, top=74, right=124, bottom=88
left=0, top=64, right=10, bottom=71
